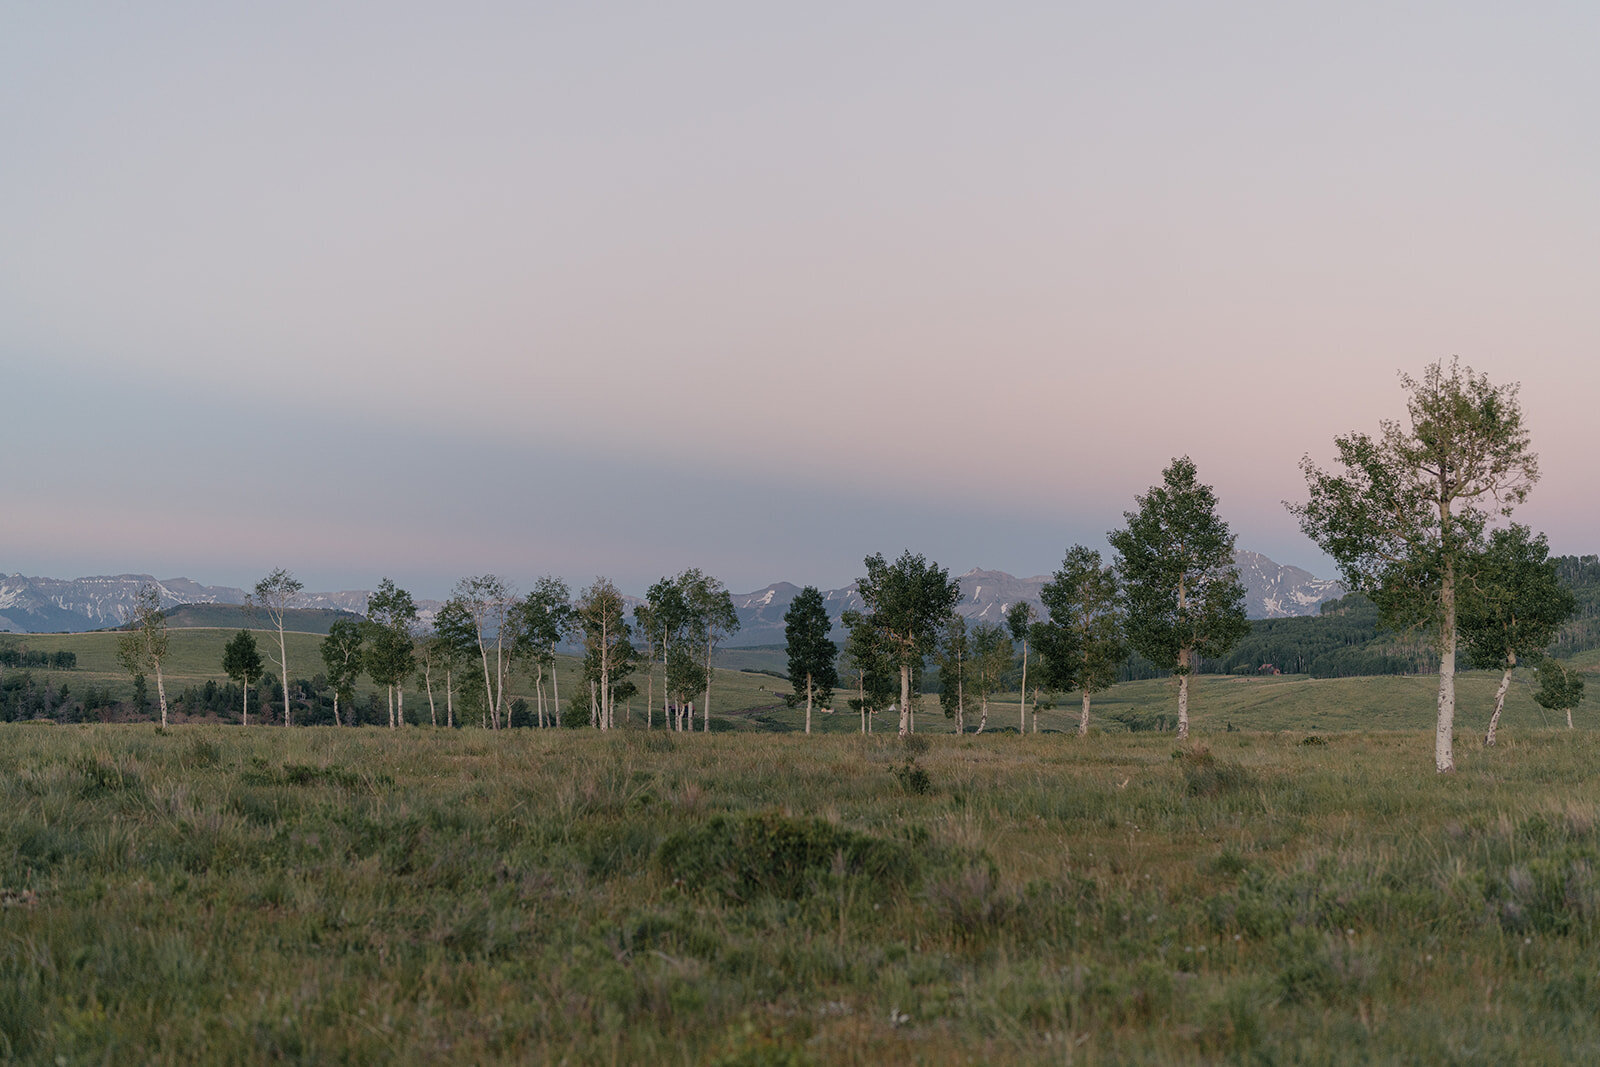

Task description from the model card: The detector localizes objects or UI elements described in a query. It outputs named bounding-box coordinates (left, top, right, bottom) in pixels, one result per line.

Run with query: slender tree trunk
left=332, top=690, right=340, bottom=728
left=494, top=630, right=507, bottom=728
left=899, top=662, right=912, bottom=736
left=477, top=634, right=497, bottom=730
left=1019, top=642, right=1028, bottom=733
left=154, top=662, right=168, bottom=729
left=534, top=664, right=545, bottom=728
left=703, top=637, right=714, bottom=733
left=387, top=686, right=394, bottom=729
left=978, top=694, right=988, bottom=734
left=398, top=685, right=405, bottom=727
left=446, top=666, right=455, bottom=729
left=956, top=664, right=965, bottom=735
left=1567, top=708, right=1575, bottom=729
left=1079, top=690, right=1092, bottom=736
left=1486, top=658, right=1514, bottom=746
left=1436, top=567, right=1457, bottom=773
left=1176, top=648, right=1191, bottom=741
left=425, top=665, right=437, bottom=726
left=242, top=680, right=249, bottom=727
left=276, top=621, right=291, bottom=727
left=550, top=645, right=561, bottom=728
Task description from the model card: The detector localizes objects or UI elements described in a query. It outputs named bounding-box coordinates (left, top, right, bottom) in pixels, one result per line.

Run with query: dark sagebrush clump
left=657, top=813, right=921, bottom=902
left=1173, top=745, right=1259, bottom=798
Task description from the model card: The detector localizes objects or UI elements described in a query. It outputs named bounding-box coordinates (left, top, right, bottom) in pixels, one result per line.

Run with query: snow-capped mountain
left=0, top=551, right=1342, bottom=636
left=0, top=574, right=428, bottom=633
left=1232, top=550, right=1344, bottom=619
left=721, top=552, right=1343, bottom=646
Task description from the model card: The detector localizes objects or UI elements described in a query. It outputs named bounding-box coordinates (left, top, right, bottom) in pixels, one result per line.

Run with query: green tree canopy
left=1291, top=359, right=1539, bottom=772
left=1109, top=456, right=1248, bottom=740
left=117, top=584, right=171, bottom=727
left=856, top=550, right=962, bottom=736
left=319, top=619, right=364, bottom=727
left=1036, top=545, right=1126, bottom=735
left=1459, top=525, right=1576, bottom=746
left=784, top=585, right=838, bottom=734
left=222, top=629, right=264, bottom=725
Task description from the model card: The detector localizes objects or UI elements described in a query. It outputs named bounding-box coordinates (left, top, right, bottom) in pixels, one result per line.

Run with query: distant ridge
left=722, top=551, right=1343, bottom=647
left=0, top=550, right=1342, bottom=636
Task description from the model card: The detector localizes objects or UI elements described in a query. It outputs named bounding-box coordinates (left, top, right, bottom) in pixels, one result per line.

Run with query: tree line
left=92, top=360, right=1585, bottom=769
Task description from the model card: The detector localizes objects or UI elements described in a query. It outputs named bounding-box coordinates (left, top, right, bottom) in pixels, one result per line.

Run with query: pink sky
left=4, top=4, right=1597, bottom=596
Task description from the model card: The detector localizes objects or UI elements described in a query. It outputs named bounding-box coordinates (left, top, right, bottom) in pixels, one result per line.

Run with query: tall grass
left=3, top=724, right=1600, bottom=1062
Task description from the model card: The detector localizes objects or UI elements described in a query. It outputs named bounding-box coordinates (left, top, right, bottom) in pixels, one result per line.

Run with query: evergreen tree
left=1109, top=457, right=1249, bottom=741
left=1292, top=359, right=1539, bottom=772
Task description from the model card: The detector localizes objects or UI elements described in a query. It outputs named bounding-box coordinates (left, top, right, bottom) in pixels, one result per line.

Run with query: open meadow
left=5, top=723, right=1600, bottom=1063
left=2, top=628, right=1576, bottom=737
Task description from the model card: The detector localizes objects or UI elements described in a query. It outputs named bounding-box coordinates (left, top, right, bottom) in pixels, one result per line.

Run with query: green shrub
left=657, top=813, right=921, bottom=902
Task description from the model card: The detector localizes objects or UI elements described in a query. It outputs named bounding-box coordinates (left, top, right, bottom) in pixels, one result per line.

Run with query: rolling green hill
left=1, top=628, right=1585, bottom=740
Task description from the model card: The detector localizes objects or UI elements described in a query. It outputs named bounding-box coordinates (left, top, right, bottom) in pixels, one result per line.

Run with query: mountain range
left=0, top=551, right=1342, bottom=641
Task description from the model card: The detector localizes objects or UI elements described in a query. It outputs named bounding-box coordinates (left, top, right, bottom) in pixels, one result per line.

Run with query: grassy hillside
left=161, top=604, right=361, bottom=633
left=5, top=725, right=1600, bottom=1062
left=0, top=629, right=1584, bottom=740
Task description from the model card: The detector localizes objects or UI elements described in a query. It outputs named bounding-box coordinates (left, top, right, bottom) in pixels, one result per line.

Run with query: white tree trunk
left=425, top=665, right=437, bottom=727
left=977, top=694, right=988, bottom=735
left=1019, top=643, right=1028, bottom=733
left=398, top=685, right=405, bottom=727
left=956, top=669, right=965, bottom=735
left=1486, top=662, right=1513, bottom=746
left=805, top=672, right=813, bottom=735
left=1436, top=570, right=1457, bottom=773
left=1176, top=650, right=1191, bottom=741
left=155, top=663, right=168, bottom=728
left=332, top=690, right=340, bottom=728
left=550, top=646, right=562, bottom=728
left=242, top=680, right=249, bottom=727
left=387, top=686, right=394, bottom=729
left=276, top=622, right=291, bottom=727
left=446, top=666, right=454, bottom=729
left=478, top=636, right=497, bottom=730
left=899, top=663, right=912, bottom=736
left=703, top=637, right=714, bottom=733
left=1080, top=690, right=1091, bottom=736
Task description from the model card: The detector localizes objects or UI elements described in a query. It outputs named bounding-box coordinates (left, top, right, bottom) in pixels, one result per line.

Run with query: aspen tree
left=1294, top=360, right=1539, bottom=772
left=1110, top=457, right=1248, bottom=741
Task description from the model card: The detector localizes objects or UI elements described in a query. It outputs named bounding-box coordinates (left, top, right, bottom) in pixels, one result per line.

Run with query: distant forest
left=1176, top=555, right=1600, bottom=680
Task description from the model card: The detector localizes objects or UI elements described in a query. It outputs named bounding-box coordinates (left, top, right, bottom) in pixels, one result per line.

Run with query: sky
left=4, top=3, right=1599, bottom=600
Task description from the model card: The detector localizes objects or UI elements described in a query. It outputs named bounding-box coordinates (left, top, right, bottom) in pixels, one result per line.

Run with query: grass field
left=4, top=724, right=1600, bottom=1063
